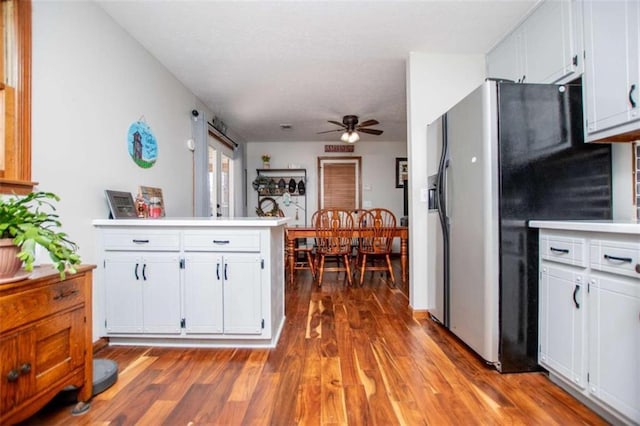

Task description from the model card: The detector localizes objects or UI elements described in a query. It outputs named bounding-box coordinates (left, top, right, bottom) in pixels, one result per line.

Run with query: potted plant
left=0, top=191, right=81, bottom=279
left=261, top=154, right=271, bottom=168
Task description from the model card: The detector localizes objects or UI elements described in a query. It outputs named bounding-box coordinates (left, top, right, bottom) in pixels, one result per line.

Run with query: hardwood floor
left=22, top=263, right=605, bottom=425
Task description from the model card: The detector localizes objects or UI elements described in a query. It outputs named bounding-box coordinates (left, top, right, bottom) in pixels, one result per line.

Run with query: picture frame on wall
left=395, top=157, right=408, bottom=188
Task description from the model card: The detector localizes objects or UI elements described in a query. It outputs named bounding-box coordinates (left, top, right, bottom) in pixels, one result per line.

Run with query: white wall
left=246, top=140, right=407, bottom=237
left=406, top=53, right=486, bottom=312
left=31, top=1, right=211, bottom=339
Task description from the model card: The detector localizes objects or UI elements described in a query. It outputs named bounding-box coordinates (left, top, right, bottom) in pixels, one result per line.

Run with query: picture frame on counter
left=104, top=190, right=137, bottom=219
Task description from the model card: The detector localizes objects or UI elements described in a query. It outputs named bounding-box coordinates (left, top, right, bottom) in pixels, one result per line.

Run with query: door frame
left=317, top=156, right=362, bottom=210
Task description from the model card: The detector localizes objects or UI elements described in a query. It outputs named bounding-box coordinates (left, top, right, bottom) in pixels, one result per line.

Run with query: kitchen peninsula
left=93, top=217, right=288, bottom=348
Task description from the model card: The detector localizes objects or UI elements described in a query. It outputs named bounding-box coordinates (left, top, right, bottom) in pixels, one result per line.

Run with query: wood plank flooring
left=22, top=263, right=606, bottom=425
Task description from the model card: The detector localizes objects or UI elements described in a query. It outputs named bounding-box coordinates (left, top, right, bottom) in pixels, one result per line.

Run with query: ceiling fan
left=317, top=115, right=383, bottom=143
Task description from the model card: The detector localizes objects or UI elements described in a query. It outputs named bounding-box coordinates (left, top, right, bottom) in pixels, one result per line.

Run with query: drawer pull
left=603, top=254, right=632, bottom=264
left=572, top=284, right=580, bottom=309
left=550, top=247, right=569, bottom=254
left=213, top=240, right=230, bottom=245
left=53, top=289, right=79, bottom=300
left=132, top=239, right=150, bottom=244
left=7, top=369, right=19, bottom=382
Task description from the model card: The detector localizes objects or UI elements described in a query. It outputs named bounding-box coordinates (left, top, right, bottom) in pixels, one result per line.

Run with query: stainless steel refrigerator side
left=446, top=81, right=500, bottom=366
left=426, top=118, right=445, bottom=325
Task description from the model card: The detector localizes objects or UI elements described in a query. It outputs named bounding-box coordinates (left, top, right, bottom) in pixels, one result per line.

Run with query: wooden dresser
left=0, top=265, right=94, bottom=424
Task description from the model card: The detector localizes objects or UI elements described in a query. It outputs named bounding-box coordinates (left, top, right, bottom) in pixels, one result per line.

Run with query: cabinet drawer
left=0, top=278, right=85, bottom=333
left=590, top=238, right=640, bottom=279
left=541, top=235, right=587, bottom=267
left=183, top=231, right=261, bottom=252
left=103, top=230, right=180, bottom=251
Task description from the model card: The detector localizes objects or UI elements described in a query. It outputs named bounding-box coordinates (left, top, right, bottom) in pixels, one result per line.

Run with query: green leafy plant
left=0, top=191, right=81, bottom=278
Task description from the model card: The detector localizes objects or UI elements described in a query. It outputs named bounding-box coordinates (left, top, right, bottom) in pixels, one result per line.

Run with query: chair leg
left=343, top=254, right=353, bottom=286
left=385, top=254, right=395, bottom=286
left=359, top=253, right=367, bottom=286
left=307, top=251, right=316, bottom=279
left=317, top=255, right=325, bottom=287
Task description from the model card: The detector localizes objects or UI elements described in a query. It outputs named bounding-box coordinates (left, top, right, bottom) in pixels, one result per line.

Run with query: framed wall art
left=395, top=157, right=408, bottom=188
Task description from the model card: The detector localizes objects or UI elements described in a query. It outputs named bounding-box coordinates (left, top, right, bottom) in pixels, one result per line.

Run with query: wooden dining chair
left=314, top=208, right=354, bottom=287
left=355, top=208, right=396, bottom=286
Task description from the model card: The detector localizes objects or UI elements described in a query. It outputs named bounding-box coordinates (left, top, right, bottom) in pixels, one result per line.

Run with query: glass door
left=207, top=133, right=235, bottom=217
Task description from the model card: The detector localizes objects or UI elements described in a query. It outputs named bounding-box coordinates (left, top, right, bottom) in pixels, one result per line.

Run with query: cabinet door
left=487, top=27, right=523, bottom=82
left=539, top=264, right=586, bottom=389
left=522, top=0, right=578, bottom=83
left=0, top=330, right=34, bottom=411
left=184, top=254, right=224, bottom=334
left=105, top=254, right=143, bottom=333
left=223, top=254, right=262, bottom=334
left=588, top=275, right=640, bottom=423
left=141, top=254, right=181, bottom=334
left=0, top=308, right=84, bottom=412
left=584, top=0, right=640, bottom=136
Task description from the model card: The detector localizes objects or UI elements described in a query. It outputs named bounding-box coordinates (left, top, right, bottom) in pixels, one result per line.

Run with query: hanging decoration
left=127, top=118, right=158, bottom=168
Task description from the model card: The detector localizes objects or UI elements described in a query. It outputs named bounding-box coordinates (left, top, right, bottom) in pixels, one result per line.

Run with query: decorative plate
left=297, top=179, right=306, bottom=195
left=288, top=178, right=297, bottom=193
left=127, top=121, right=158, bottom=169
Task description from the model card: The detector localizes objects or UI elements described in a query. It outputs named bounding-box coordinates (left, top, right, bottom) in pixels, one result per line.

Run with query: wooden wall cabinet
left=0, top=265, right=94, bottom=425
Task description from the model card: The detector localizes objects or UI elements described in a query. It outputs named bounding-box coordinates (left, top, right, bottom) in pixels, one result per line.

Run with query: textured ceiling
left=97, top=0, right=538, bottom=143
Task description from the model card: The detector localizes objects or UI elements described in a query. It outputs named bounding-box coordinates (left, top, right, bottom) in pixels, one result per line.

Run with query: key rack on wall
left=254, top=169, right=307, bottom=226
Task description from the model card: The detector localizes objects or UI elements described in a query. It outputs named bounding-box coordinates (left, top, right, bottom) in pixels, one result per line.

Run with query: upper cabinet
left=583, top=0, right=640, bottom=142
left=487, top=1, right=581, bottom=84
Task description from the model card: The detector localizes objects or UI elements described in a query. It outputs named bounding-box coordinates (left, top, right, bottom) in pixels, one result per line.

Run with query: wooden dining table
left=285, top=226, right=409, bottom=287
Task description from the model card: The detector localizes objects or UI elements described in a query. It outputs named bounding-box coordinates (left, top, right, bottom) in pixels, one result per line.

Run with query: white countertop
left=93, top=216, right=291, bottom=228
left=529, top=220, right=640, bottom=234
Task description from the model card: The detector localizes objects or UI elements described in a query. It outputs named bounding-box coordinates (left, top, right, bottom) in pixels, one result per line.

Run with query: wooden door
left=318, top=157, right=361, bottom=210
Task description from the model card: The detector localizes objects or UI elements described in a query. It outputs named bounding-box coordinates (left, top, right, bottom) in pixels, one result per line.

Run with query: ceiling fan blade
left=358, top=128, right=383, bottom=135
left=357, top=119, right=379, bottom=128
left=328, top=120, right=347, bottom=128
left=317, top=129, right=343, bottom=134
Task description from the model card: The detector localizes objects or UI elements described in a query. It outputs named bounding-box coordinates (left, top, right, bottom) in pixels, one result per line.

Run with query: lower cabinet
left=537, top=228, right=640, bottom=424
left=95, top=222, right=286, bottom=348
left=104, top=253, right=181, bottom=334
left=0, top=266, right=94, bottom=425
left=183, top=253, right=262, bottom=335
left=539, top=264, right=586, bottom=389
left=588, top=273, right=640, bottom=423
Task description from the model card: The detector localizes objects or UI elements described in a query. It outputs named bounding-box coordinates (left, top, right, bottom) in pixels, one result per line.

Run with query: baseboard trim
left=93, top=337, right=109, bottom=354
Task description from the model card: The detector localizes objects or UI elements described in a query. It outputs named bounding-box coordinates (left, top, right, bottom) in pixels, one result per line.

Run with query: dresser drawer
left=0, top=277, right=85, bottom=333
left=541, top=234, right=587, bottom=267
left=102, top=230, right=180, bottom=251
left=183, top=231, right=261, bottom=252
left=590, top=238, right=640, bottom=280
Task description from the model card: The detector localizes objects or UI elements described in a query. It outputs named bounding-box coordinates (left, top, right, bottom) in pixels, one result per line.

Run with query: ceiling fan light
left=340, top=131, right=350, bottom=142
left=347, top=131, right=360, bottom=143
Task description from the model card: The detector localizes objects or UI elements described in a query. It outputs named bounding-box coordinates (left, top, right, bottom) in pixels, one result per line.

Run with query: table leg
left=400, top=237, right=408, bottom=285
left=286, top=237, right=296, bottom=286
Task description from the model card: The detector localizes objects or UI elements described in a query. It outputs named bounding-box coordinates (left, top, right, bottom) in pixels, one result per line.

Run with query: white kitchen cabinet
left=588, top=273, right=640, bottom=423
left=532, top=223, right=640, bottom=425
left=220, top=254, right=263, bottom=334
left=539, top=264, right=586, bottom=389
left=583, top=0, right=640, bottom=142
left=104, top=252, right=181, bottom=334
left=94, top=218, right=287, bottom=348
left=487, top=0, right=580, bottom=84
left=183, top=253, right=262, bottom=335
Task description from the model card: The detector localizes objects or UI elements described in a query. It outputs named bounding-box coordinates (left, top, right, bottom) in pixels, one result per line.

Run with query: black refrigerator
left=427, top=80, right=612, bottom=373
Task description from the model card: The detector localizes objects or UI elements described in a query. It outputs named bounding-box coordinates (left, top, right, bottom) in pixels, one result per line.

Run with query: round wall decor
left=127, top=121, right=158, bottom=168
